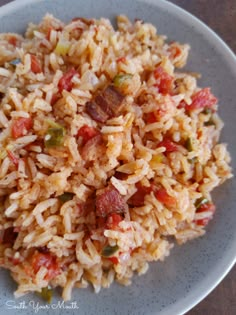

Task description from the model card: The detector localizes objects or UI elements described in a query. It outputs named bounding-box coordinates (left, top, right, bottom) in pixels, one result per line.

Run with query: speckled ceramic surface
left=0, top=0, right=235, bottom=314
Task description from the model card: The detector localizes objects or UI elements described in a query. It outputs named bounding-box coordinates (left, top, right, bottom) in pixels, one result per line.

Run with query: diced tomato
left=196, top=202, right=216, bottom=214
left=146, top=108, right=167, bottom=123
left=157, top=138, right=178, bottom=153
left=8, top=36, right=17, bottom=46
left=178, top=100, right=187, bottom=109
left=188, top=88, right=217, bottom=110
left=128, top=182, right=152, bottom=207
left=31, top=252, right=61, bottom=281
left=154, top=66, right=173, bottom=94
left=195, top=203, right=216, bottom=226
left=154, top=188, right=176, bottom=207
left=50, top=93, right=60, bottom=105
left=77, top=125, right=99, bottom=144
left=12, top=117, right=33, bottom=139
left=46, top=27, right=53, bottom=41
left=30, top=55, right=42, bottom=74
left=106, top=213, right=123, bottom=230
left=108, top=256, right=119, bottom=264
left=7, top=150, right=19, bottom=167
left=146, top=112, right=158, bottom=124
left=58, top=68, right=77, bottom=93
left=9, top=257, right=20, bottom=266
left=168, top=44, right=182, bottom=59
left=117, top=56, right=126, bottom=63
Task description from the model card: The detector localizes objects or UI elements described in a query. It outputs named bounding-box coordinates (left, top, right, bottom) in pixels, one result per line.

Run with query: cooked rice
left=0, top=14, right=233, bottom=301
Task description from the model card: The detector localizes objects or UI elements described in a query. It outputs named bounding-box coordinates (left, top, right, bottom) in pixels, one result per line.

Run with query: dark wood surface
left=0, top=0, right=235, bottom=314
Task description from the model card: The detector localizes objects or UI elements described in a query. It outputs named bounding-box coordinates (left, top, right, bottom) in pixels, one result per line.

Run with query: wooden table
left=168, top=2, right=236, bottom=314
left=0, top=0, right=235, bottom=314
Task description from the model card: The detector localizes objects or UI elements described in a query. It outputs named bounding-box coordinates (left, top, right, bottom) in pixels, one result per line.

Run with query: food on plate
left=0, top=14, right=232, bottom=301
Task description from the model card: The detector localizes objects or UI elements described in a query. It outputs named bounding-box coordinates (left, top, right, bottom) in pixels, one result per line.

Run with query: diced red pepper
left=154, top=66, right=173, bottom=94
left=58, top=68, right=77, bottom=93
left=157, top=138, right=178, bottom=153
left=31, top=252, right=61, bottom=281
left=77, top=125, right=99, bottom=145
left=195, top=203, right=216, bottom=226
left=128, top=182, right=152, bottom=207
left=7, top=150, right=19, bottom=167
left=12, top=117, right=33, bottom=139
left=188, top=88, right=217, bottom=110
left=106, top=213, right=123, bottom=230
left=154, top=188, right=176, bottom=207
left=30, top=55, right=42, bottom=74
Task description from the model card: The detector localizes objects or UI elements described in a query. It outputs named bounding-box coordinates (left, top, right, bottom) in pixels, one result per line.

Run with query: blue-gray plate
left=0, top=0, right=235, bottom=314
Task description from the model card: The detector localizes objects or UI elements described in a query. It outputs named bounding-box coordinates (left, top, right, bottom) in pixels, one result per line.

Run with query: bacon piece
left=2, top=227, right=18, bottom=245
left=77, top=198, right=96, bottom=217
left=101, top=85, right=125, bottom=114
left=114, top=171, right=128, bottom=180
left=86, top=85, right=125, bottom=123
left=96, top=185, right=126, bottom=217
left=81, top=134, right=104, bottom=161
left=85, top=101, right=109, bottom=123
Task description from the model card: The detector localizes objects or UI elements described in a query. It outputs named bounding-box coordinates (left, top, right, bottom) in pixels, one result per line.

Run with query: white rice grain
left=5, top=202, right=18, bottom=217
left=0, top=67, right=12, bottom=77
left=101, top=126, right=124, bottom=133
left=32, top=198, right=58, bottom=215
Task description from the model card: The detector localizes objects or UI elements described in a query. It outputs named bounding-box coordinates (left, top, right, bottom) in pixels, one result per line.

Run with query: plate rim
left=0, top=0, right=235, bottom=314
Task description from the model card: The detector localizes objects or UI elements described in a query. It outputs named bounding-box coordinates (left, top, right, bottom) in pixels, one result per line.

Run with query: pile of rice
left=0, top=14, right=233, bottom=301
